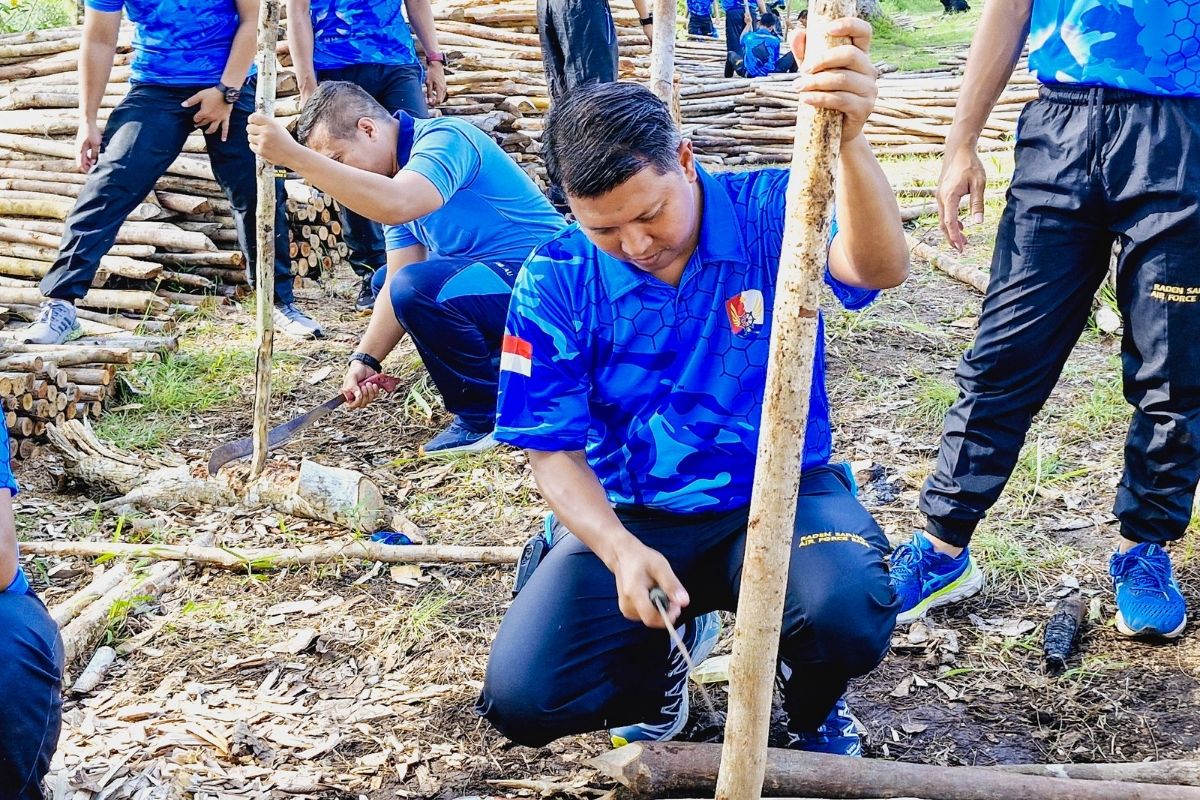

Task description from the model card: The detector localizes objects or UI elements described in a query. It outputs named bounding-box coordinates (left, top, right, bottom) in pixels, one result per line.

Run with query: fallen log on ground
left=908, top=235, right=990, bottom=294
left=590, top=742, right=1200, bottom=800
left=20, top=539, right=521, bottom=569
left=46, top=418, right=390, bottom=530
left=994, top=760, right=1200, bottom=786
left=48, top=563, right=132, bottom=626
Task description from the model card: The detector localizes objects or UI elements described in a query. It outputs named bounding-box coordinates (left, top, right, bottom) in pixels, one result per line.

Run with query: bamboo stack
left=284, top=180, right=346, bottom=279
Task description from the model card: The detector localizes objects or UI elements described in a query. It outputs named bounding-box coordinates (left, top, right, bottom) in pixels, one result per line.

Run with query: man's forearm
left=284, top=148, right=435, bottom=225
left=528, top=449, right=634, bottom=571
left=221, top=18, right=260, bottom=87
left=285, top=0, right=318, bottom=89
left=830, top=135, right=908, bottom=289
left=78, top=37, right=117, bottom=125
left=404, top=0, right=441, bottom=57
left=0, top=493, right=17, bottom=591
left=947, top=0, right=1032, bottom=150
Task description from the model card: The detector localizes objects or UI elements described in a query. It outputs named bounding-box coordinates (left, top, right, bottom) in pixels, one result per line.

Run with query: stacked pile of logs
left=0, top=343, right=157, bottom=461
left=284, top=181, right=347, bottom=279
left=422, top=0, right=1030, bottom=177
left=0, top=27, right=329, bottom=303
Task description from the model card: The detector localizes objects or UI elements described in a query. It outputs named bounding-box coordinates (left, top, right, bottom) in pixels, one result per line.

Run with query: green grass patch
left=1065, top=375, right=1128, bottom=436
left=1, top=0, right=75, bottom=33
left=871, top=1, right=979, bottom=72
left=96, top=346, right=303, bottom=450
left=973, top=526, right=1077, bottom=596
left=912, top=373, right=958, bottom=426
left=1005, top=437, right=1091, bottom=517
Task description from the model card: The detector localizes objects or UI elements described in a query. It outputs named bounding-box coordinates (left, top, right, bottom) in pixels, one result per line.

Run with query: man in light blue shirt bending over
left=248, top=82, right=564, bottom=456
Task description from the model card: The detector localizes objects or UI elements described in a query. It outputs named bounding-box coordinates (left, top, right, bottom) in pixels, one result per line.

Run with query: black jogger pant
left=921, top=84, right=1200, bottom=548
left=477, top=465, right=899, bottom=747
left=317, top=63, right=428, bottom=281
left=536, top=0, right=618, bottom=102
left=41, top=79, right=296, bottom=305
left=724, top=9, right=753, bottom=78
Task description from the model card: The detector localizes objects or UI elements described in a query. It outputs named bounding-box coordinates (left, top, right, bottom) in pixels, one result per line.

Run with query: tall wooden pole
left=649, top=0, right=680, bottom=123
left=713, top=1, right=858, bottom=798
left=250, top=0, right=279, bottom=479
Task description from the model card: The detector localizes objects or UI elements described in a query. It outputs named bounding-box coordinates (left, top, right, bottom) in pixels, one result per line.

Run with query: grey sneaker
left=23, top=299, right=79, bottom=344
left=272, top=302, right=323, bottom=339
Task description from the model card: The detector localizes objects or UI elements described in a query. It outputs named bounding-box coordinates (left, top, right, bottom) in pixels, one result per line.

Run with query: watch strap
left=350, top=352, right=383, bottom=373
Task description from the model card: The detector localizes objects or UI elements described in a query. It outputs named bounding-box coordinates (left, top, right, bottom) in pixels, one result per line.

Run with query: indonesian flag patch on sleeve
left=500, top=333, right=532, bottom=377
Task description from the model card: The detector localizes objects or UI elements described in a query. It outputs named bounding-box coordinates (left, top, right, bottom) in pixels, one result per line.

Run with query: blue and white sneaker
left=1110, top=543, right=1187, bottom=639
left=890, top=530, right=983, bottom=624
left=786, top=697, right=865, bottom=757
left=609, top=611, right=722, bottom=747
left=420, top=418, right=498, bottom=458
left=22, top=299, right=79, bottom=344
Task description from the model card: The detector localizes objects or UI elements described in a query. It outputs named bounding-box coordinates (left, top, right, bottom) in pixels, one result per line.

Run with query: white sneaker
left=22, top=299, right=79, bottom=344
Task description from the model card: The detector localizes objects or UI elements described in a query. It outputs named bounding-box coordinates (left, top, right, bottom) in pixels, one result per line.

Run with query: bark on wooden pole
left=649, top=0, right=680, bottom=123
left=251, top=0, right=279, bottom=479
left=714, top=2, right=857, bottom=798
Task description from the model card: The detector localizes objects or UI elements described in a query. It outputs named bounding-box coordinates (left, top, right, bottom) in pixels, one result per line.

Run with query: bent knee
left=800, top=578, right=898, bottom=675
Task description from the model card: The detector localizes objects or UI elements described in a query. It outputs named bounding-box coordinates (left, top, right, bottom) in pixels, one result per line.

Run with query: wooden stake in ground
left=715, top=2, right=857, bottom=798
left=251, top=0, right=279, bottom=479
left=649, top=0, right=680, bottom=123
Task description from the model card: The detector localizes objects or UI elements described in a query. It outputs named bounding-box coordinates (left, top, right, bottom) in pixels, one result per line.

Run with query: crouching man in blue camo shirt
left=477, top=19, right=907, bottom=755
left=0, top=427, right=64, bottom=799
left=248, top=83, right=564, bottom=456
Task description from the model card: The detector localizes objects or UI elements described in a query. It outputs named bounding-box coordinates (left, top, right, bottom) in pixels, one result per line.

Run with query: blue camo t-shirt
left=85, top=0, right=242, bottom=85
left=687, top=0, right=713, bottom=14
left=0, top=425, right=24, bottom=594
left=382, top=112, right=565, bottom=262
left=1028, top=0, right=1200, bottom=96
left=495, top=166, right=876, bottom=513
left=310, top=0, right=418, bottom=71
left=741, top=30, right=781, bottom=77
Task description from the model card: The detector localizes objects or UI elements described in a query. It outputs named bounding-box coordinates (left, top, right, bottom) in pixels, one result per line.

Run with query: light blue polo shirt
left=383, top=112, right=565, bottom=263
left=1028, top=0, right=1200, bottom=96
left=495, top=165, right=874, bottom=513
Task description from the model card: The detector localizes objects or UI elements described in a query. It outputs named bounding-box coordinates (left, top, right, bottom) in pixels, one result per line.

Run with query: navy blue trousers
left=0, top=588, right=64, bottom=800
left=372, top=258, right=519, bottom=431
left=41, top=79, right=296, bottom=305
left=317, top=63, right=428, bottom=280
left=921, top=85, right=1200, bottom=547
left=477, top=465, right=899, bottom=747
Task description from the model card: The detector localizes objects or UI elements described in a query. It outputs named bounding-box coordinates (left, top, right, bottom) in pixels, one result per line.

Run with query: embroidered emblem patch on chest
left=725, top=289, right=765, bottom=337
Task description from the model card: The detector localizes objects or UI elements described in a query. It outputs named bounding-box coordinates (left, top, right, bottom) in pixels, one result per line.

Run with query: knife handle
left=361, top=373, right=401, bottom=393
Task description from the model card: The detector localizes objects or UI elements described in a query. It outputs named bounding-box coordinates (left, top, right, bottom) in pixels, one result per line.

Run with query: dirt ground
left=19, top=146, right=1200, bottom=800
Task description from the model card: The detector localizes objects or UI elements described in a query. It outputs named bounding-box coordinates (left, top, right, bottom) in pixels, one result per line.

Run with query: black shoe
left=355, top=278, right=375, bottom=314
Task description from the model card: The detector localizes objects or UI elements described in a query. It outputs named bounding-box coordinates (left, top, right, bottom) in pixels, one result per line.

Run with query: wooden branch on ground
left=907, top=234, right=990, bottom=294
left=45, top=419, right=390, bottom=531
left=21, top=539, right=521, bottom=569
left=69, top=645, right=117, bottom=695
left=715, top=2, right=855, bottom=798
left=48, top=563, right=132, bottom=626
left=994, top=761, right=1200, bottom=786
left=590, top=742, right=1200, bottom=800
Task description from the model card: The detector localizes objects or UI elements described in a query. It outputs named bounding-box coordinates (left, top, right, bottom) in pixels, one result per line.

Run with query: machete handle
left=343, top=372, right=402, bottom=401
left=363, top=373, right=401, bottom=393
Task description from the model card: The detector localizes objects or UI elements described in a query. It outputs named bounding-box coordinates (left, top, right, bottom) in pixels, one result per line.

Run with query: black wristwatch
left=215, top=82, right=242, bottom=104
left=349, top=351, right=383, bottom=373
left=640, top=14, right=653, bottom=25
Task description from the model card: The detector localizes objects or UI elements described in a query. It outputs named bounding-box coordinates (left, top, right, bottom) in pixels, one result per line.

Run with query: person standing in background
left=687, top=0, right=719, bottom=38
left=287, top=0, right=448, bottom=313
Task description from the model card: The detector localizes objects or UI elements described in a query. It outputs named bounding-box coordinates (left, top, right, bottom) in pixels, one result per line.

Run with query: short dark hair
left=759, top=11, right=777, bottom=26
left=295, top=81, right=389, bottom=146
left=543, top=82, right=682, bottom=199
